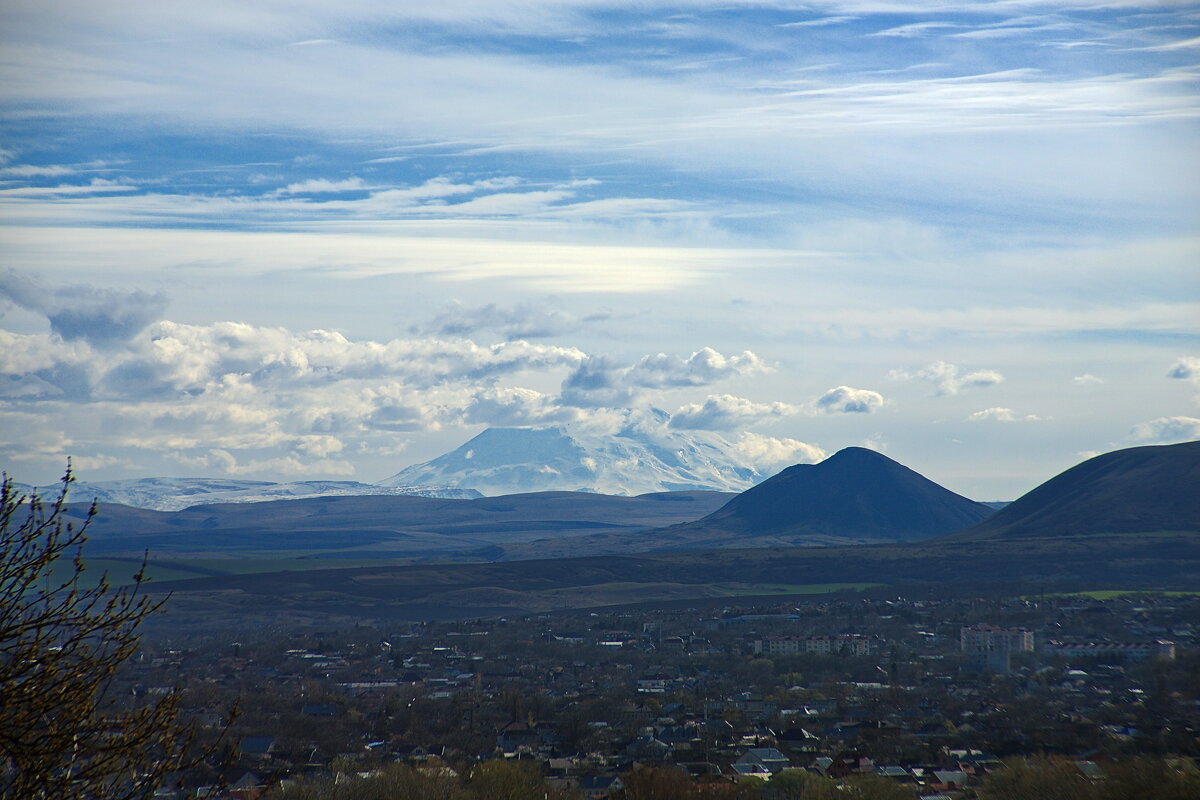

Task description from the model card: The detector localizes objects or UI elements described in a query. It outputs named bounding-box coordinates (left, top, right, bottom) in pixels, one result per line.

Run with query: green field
left=1038, top=589, right=1200, bottom=600
left=48, top=558, right=208, bottom=587
left=50, top=556, right=423, bottom=587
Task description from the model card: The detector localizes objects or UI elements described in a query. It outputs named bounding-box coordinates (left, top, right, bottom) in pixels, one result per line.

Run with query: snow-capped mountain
left=17, top=477, right=480, bottom=512
left=378, top=419, right=808, bottom=496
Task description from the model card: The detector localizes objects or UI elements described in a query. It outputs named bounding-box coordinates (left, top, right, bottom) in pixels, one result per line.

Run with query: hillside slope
left=943, top=440, right=1200, bottom=541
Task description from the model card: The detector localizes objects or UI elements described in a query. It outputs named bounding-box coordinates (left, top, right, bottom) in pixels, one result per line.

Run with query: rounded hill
left=943, top=440, right=1200, bottom=541
left=666, top=446, right=994, bottom=544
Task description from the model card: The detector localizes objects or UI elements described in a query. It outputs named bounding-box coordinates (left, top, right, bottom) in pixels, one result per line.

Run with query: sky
left=1, top=0, right=1198, bottom=501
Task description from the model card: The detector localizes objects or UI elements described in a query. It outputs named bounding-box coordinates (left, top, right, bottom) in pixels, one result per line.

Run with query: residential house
left=732, top=747, right=792, bottom=776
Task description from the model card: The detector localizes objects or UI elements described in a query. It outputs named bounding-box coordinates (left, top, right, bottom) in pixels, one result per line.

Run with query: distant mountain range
left=380, top=420, right=797, bottom=496
left=26, top=438, right=1199, bottom=582
left=135, top=440, right=1200, bottom=621
left=66, top=490, right=734, bottom=560
left=17, top=477, right=480, bottom=513
left=30, top=422, right=806, bottom=512
left=943, top=440, right=1200, bottom=541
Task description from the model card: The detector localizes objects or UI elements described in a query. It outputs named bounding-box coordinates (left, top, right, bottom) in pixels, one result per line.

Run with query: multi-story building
left=960, top=624, right=1034, bottom=655
left=960, top=624, right=1033, bottom=673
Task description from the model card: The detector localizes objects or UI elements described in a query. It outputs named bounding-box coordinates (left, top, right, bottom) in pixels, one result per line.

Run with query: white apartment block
left=960, top=624, right=1034, bottom=654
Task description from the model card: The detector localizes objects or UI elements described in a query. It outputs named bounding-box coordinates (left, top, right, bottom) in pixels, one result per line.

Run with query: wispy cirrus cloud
left=411, top=301, right=609, bottom=341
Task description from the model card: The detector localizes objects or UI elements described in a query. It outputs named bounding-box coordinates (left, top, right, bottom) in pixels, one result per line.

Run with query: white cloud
left=0, top=179, right=136, bottom=197
left=1168, top=356, right=1200, bottom=381
left=728, top=432, right=825, bottom=473
left=276, top=177, right=369, bottom=194
left=0, top=268, right=168, bottom=347
left=0, top=409, right=73, bottom=461
left=967, top=407, right=1041, bottom=423
left=862, top=434, right=887, bottom=452
left=68, top=454, right=125, bottom=471
left=1167, top=355, right=1200, bottom=397
left=559, top=355, right=640, bottom=409
left=669, top=394, right=795, bottom=430
left=1138, top=36, right=1200, bottom=53
left=627, top=348, right=769, bottom=388
left=1073, top=373, right=1103, bottom=385
left=461, top=387, right=580, bottom=427
left=97, top=321, right=587, bottom=396
left=0, top=319, right=595, bottom=477
left=0, top=313, right=810, bottom=482
left=892, top=361, right=1004, bottom=396
left=778, top=16, right=857, bottom=29
left=171, top=448, right=355, bottom=477
left=814, top=385, right=884, bottom=414
left=871, top=21, right=960, bottom=38
left=561, top=347, right=769, bottom=408
left=1130, top=416, right=1200, bottom=444
left=0, top=164, right=75, bottom=177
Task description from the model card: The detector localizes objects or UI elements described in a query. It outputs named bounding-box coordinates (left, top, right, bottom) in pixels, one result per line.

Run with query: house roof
left=740, top=747, right=789, bottom=761
left=731, top=763, right=772, bottom=776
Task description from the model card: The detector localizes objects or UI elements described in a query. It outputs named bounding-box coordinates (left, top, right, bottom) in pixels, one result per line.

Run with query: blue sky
left=1, top=1, right=1198, bottom=499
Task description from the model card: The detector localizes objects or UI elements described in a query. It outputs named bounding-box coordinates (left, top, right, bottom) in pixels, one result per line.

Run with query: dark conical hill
left=665, top=446, right=994, bottom=544
left=943, top=440, right=1200, bottom=541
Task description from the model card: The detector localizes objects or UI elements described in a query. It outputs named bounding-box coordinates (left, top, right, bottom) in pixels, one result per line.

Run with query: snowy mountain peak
left=377, top=423, right=819, bottom=496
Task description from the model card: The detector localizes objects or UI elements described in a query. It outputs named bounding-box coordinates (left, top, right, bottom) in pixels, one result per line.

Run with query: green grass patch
left=50, top=556, right=425, bottom=587
left=1036, top=589, right=1200, bottom=600
left=47, top=558, right=209, bottom=587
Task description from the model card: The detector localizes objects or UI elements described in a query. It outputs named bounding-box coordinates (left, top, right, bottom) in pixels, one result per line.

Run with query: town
left=127, top=589, right=1200, bottom=798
